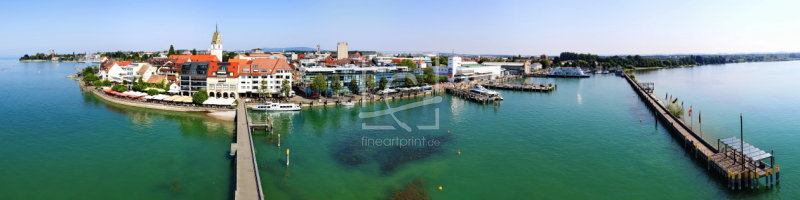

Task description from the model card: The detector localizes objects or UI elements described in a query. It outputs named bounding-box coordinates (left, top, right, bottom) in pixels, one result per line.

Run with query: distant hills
left=258, top=47, right=331, bottom=52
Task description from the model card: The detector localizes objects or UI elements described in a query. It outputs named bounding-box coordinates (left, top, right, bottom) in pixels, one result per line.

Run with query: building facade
left=209, top=25, right=223, bottom=61
left=337, top=42, right=348, bottom=60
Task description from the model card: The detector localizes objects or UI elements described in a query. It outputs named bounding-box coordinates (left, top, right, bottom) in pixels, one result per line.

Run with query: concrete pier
left=622, top=73, right=777, bottom=189
left=234, top=103, right=264, bottom=200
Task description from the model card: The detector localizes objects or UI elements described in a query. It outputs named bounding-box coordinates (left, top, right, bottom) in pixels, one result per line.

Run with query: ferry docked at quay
left=470, top=85, right=503, bottom=100
left=546, top=67, right=590, bottom=78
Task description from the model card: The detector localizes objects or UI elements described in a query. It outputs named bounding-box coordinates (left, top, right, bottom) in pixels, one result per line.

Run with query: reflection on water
left=82, top=92, right=234, bottom=137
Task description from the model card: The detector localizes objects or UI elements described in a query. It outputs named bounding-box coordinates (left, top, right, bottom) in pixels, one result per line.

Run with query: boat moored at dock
left=252, top=102, right=301, bottom=111
left=547, top=67, right=590, bottom=78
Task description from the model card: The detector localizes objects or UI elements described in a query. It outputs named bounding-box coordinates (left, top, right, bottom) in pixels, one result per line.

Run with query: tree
left=102, top=80, right=111, bottom=86
left=280, top=79, right=291, bottom=97
left=257, top=79, right=269, bottom=98
left=398, top=59, right=417, bottom=70
left=415, top=75, right=424, bottom=86
left=168, top=45, right=176, bottom=56
left=348, top=78, right=360, bottom=95
left=83, top=74, right=99, bottom=83
left=191, top=48, right=197, bottom=55
left=432, top=57, right=440, bottom=66
left=478, top=57, right=490, bottom=64
left=147, top=89, right=160, bottom=96
left=539, top=59, right=551, bottom=69
left=192, top=89, right=209, bottom=105
left=111, top=84, right=127, bottom=92
left=222, top=51, right=238, bottom=62
left=365, top=75, right=376, bottom=93
left=424, top=74, right=436, bottom=85
left=330, top=74, right=343, bottom=96
left=423, top=67, right=433, bottom=75
left=311, top=74, right=327, bottom=97
left=378, top=77, right=388, bottom=90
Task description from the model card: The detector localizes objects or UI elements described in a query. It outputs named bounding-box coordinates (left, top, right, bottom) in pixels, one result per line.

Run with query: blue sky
left=1, top=0, right=799, bottom=57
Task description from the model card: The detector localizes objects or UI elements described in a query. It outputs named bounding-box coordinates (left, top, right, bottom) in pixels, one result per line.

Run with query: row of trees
left=308, top=68, right=447, bottom=98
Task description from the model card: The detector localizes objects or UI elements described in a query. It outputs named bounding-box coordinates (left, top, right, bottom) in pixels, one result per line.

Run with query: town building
left=234, top=53, right=287, bottom=60
left=337, top=42, right=348, bottom=60
left=101, top=61, right=133, bottom=83
left=236, top=59, right=295, bottom=98
left=178, top=62, right=211, bottom=96
left=209, top=24, right=223, bottom=61
left=438, top=56, right=502, bottom=82
left=298, top=66, right=420, bottom=95
left=206, top=62, right=240, bottom=99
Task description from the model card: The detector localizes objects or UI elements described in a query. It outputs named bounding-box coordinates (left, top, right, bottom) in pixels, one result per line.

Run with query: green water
left=1, top=59, right=796, bottom=199
left=0, top=61, right=235, bottom=199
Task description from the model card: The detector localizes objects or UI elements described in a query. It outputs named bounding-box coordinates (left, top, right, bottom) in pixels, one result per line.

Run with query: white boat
left=252, top=102, right=301, bottom=111
left=547, top=67, right=590, bottom=78
left=470, top=85, right=499, bottom=96
left=341, top=102, right=355, bottom=106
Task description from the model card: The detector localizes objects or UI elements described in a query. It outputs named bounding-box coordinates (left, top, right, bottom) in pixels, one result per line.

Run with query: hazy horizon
left=2, top=0, right=799, bottom=57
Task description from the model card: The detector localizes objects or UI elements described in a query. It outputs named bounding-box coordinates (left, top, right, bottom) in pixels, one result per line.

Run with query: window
left=261, top=75, right=267, bottom=78
left=241, top=86, right=246, bottom=89
left=241, top=81, right=246, bottom=84
left=253, top=81, right=258, bottom=84
left=210, top=85, right=215, bottom=90
left=243, top=69, right=250, bottom=73
left=253, top=69, right=259, bottom=73
left=252, top=86, right=258, bottom=89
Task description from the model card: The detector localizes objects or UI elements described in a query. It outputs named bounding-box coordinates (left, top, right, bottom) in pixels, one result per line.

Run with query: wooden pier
left=446, top=88, right=501, bottom=104
left=482, top=83, right=555, bottom=92
left=233, top=103, right=264, bottom=200
left=623, top=73, right=779, bottom=190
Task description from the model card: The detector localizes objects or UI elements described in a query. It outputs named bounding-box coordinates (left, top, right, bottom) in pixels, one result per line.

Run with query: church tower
left=209, top=24, right=223, bottom=61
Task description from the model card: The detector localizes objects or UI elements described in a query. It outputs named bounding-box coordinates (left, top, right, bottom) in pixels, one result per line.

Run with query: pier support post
left=744, top=171, right=749, bottom=188
left=727, top=172, right=732, bottom=189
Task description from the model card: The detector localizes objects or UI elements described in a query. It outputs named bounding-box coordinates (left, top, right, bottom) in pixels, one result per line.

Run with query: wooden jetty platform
left=623, top=73, right=780, bottom=190
left=234, top=103, right=264, bottom=200
left=445, top=88, right=501, bottom=104
left=482, top=83, right=555, bottom=92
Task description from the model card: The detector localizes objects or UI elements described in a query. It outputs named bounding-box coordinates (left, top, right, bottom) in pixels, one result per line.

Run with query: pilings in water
left=621, top=72, right=779, bottom=190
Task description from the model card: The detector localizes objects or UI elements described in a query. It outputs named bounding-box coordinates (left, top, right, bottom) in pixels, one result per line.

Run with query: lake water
left=0, top=59, right=797, bottom=199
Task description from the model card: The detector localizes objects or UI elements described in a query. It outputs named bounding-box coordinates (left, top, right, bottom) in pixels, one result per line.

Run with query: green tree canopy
left=311, top=74, right=328, bottom=95
left=192, top=90, right=209, bottom=105
left=365, top=75, right=376, bottom=92
left=331, top=74, right=343, bottom=96
left=348, top=78, right=359, bottom=95
left=168, top=45, right=176, bottom=56
left=378, top=77, right=388, bottom=90
left=280, top=80, right=291, bottom=97
left=539, top=59, right=551, bottom=68
left=398, top=59, right=417, bottom=70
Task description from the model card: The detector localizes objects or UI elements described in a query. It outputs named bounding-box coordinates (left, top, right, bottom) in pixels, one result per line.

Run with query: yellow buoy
left=457, top=150, right=461, bottom=155
left=639, top=119, right=642, bottom=122
left=438, top=186, right=442, bottom=190
left=447, top=130, right=450, bottom=133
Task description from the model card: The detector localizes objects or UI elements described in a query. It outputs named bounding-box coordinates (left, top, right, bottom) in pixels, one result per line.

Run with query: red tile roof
left=190, top=55, right=220, bottom=62
left=207, top=62, right=239, bottom=77
left=242, top=59, right=291, bottom=76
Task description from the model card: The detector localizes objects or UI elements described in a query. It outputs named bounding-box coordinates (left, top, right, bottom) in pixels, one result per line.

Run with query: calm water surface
left=0, top=59, right=797, bottom=199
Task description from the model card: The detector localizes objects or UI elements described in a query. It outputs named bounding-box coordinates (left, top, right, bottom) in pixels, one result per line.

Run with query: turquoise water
left=0, top=61, right=235, bottom=199
left=1, top=59, right=796, bottom=199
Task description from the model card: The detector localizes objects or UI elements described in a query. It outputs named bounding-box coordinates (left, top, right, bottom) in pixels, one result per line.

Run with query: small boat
left=341, top=102, right=355, bottom=106
left=252, top=102, right=301, bottom=111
